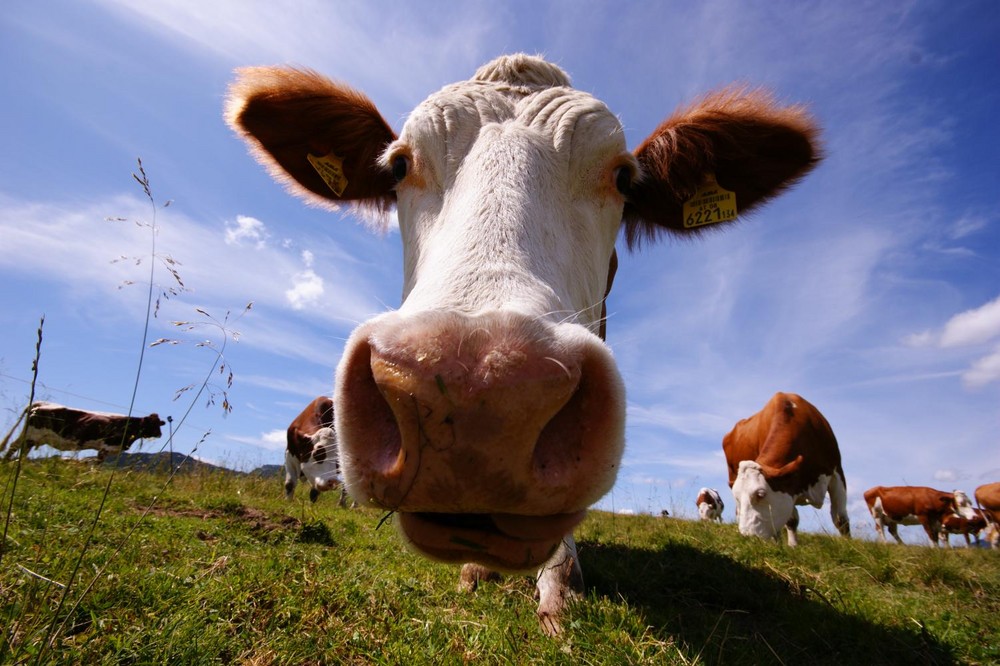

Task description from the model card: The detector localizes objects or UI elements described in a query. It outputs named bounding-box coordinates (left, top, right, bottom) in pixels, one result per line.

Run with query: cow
left=723, top=392, right=850, bottom=546
left=2, top=401, right=165, bottom=461
left=226, top=53, right=820, bottom=634
left=939, top=509, right=989, bottom=547
left=285, top=396, right=349, bottom=506
left=863, top=485, right=976, bottom=546
left=974, top=482, right=1000, bottom=549
left=696, top=487, right=725, bottom=522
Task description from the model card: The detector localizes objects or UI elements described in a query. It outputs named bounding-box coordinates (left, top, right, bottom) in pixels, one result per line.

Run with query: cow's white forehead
left=398, top=57, right=624, bottom=160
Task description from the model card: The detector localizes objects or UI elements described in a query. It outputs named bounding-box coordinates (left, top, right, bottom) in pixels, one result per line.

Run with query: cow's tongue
left=396, top=510, right=586, bottom=571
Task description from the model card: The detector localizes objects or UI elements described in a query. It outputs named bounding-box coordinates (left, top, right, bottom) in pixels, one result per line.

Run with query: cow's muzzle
left=335, top=311, right=625, bottom=571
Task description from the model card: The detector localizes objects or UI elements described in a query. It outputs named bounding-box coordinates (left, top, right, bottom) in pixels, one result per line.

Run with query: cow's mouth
left=396, top=510, right=587, bottom=571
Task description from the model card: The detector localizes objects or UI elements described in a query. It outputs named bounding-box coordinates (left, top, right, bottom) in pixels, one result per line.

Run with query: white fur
left=732, top=460, right=849, bottom=546
left=284, top=427, right=343, bottom=499
left=386, top=85, right=629, bottom=328
left=26, top=426, right=122, bottom=455
left=697, top=487, right=725, bottom=522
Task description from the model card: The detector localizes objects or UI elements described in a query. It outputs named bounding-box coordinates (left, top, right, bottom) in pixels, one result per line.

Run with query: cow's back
left=867, top=486, right=951, bottom=520
left=723, top=392, right=842, bottom=492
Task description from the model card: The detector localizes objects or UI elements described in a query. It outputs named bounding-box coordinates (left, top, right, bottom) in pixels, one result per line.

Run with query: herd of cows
left=6, top=395, right=997, bottom=554
left=4, top=54, right=998, bottom=635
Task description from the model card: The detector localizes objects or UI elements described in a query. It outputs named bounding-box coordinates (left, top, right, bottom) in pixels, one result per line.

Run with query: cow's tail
left=0, top=405, right=31, bottom=459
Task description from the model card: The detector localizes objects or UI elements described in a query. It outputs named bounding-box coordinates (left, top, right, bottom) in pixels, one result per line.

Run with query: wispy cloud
left=903, top=295, right=1000, bottom=387
left=225, top=215, right=268, bottom=248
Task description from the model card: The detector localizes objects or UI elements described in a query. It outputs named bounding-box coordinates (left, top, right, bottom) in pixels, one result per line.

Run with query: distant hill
left=100, top=451, right=236, bottom=474
left=99, top=451, right=284, bottom=479
left=247, top=464, right=283, bottom=478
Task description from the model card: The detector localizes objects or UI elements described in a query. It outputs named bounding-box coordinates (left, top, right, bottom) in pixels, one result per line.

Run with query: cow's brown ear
left=761, top=454, right=805, bottom=480
left=622, top=86, right=821, bottom=249
left=226, top=67, right=398, bottom=215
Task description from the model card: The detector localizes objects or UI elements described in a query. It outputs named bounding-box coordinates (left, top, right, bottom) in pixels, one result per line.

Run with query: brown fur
left=722, top=392, right=844, bottom=496
left=864, top=485, right=962, bottom=544
left=225, top=67, right=397, bottom=216
left=286, top=396, right=334, bottom=463
left=975, top=482, right=1000, bottom=526
left=624, top=87, right=821, bottom=248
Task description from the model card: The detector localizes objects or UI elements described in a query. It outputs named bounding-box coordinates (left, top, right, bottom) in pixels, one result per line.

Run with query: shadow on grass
left=580, top=540, right=953, bottom=666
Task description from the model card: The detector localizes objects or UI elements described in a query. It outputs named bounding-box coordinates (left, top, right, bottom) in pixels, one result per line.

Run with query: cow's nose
left=335, top=311, right=626, bottom=516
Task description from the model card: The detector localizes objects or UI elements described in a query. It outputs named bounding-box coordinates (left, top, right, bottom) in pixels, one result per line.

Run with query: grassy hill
left=2, top=456, right=997, bottom=664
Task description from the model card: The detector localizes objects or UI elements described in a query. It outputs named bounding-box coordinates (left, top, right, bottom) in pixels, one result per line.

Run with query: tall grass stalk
left=0, top=159, right=246, bottom=664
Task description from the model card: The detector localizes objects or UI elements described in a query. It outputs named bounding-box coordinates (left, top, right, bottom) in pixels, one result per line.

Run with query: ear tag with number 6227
left=682, top=173, right=737, bottom=229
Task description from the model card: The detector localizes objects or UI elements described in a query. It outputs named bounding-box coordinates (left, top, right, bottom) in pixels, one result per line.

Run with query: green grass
left=2, top=457, right=998, bottom=665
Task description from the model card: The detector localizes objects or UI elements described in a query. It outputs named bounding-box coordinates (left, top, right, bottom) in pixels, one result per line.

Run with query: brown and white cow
left=285, top=396, right=349, bottom=506
left=723, top=392, right=850, bottom=546
left=227, top=54, right=820, bottom=634
left=974, top=482, right=1000, bottom=549
left=939, top=509, right=989, bottom=547
left=696, top=487, right=725, bottom=522
left=863, top=485, right=975, bottom=547
left=3, top=401, right=165, bottom=460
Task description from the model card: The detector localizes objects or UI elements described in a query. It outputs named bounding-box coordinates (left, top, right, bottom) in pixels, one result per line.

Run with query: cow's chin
left=396, top=510, right=587, bottom=572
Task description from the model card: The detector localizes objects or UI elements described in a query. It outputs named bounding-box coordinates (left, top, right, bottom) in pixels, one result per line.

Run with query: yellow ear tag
left=307, top=152, right=349, bottom=197
left=682, top=173, right=737, bottom=229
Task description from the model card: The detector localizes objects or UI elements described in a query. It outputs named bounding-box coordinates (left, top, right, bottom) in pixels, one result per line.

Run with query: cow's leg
left=309, top=486, right=320, bottom=503
left=887, top=522, right=904, bottom=545
left=337, top=485, right=357, bottom=508
left=535, top=536, right=584, bottom=636
left=940, top=529, right=951, bottom=548
left=283, top=450, right=300, bottom=500
left=457, top=563, right=502, bottom=593
left=784, top=507, right=800, bottom=547
left=872, top=516, right=887, bottom=542
left=828, top=474, right=851, bottom=537
left=920, top=517, right=940, bottom=547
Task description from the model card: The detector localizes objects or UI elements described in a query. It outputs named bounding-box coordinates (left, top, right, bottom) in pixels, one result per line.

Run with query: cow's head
left=227, top=54, right=820, bottom=571
left=731, top=457, right=802, bottom=540
left=301, top=427, right=341, bottom=492
left=953, top=490, right=976, bottom=520
left=141, top=414, right=166, bottom=439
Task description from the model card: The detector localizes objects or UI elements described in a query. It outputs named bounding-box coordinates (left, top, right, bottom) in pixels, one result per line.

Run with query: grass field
left=2, top=455, right=998, bottom=664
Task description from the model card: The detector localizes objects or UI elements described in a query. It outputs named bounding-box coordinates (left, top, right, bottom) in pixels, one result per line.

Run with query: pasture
left=2, top=456, right=997, bottom=664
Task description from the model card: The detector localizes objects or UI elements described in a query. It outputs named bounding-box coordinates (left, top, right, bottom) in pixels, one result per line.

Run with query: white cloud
left=903, top=330, right=936, bottom=348
left=260, top=428, right=287, bottom=451
left=933, top=469, right=958, bottom=483
left=285, top=269, right=324, bottom=310
left=949, top=214, right=989, bottom=240
left=225, top=428, right=287, bottom=452
left=940, top=295, right=1000, bottom=348
left=962, top=345, right=1000, bottom=389
left=225, top=215, right=268, bottom=248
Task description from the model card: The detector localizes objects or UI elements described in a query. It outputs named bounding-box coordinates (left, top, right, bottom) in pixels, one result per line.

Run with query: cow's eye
left=391, top=155, right=409, bottom=183
left=614, top=166, right=633, bottom=197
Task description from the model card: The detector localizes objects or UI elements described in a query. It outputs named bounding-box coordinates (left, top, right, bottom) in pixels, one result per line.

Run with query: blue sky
left=2, top=1, right=998, bottom=543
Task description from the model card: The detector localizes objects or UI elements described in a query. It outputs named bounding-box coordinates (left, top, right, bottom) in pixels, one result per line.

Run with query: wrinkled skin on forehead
left=389, top=80, right=629, bottom=322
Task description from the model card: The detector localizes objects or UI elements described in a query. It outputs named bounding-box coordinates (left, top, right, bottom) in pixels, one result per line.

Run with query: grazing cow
left=723, top=392, right=850, bottom=546
left=3, top=401, right=165, bottom=460
left=863, top=485, right=976, bottom=546
left=696, top=487, right=725, bottom=522
left=939, top=509, right=989, bottom=547
left=975, top=482, right=1000, bottom=549
left=285, top=396, right=349, bottom=506
left=227, top=54, right=820, bottom=634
